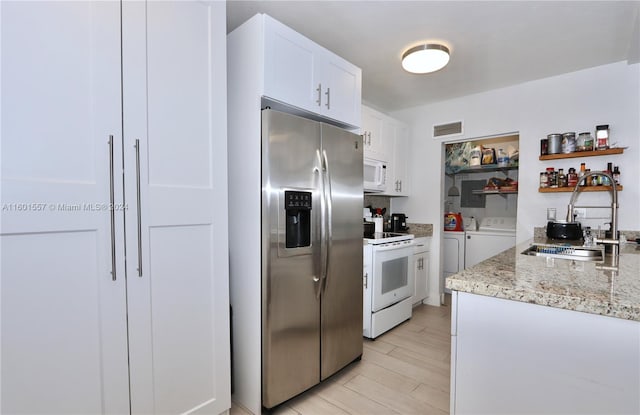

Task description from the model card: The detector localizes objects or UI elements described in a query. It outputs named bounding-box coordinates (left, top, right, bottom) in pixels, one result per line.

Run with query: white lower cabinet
left=1, top=2, right=230, bottom=414
left=412, top=237, right=431, bottom=305
left=450, top=291, right=640, bottom=414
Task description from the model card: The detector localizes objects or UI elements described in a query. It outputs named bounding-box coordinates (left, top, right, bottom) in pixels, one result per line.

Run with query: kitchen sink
left=521, top=243, right=605, bottom=262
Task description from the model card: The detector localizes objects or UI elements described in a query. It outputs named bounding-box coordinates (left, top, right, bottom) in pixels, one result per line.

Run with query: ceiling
left=227, top=1, right=640, bottom=113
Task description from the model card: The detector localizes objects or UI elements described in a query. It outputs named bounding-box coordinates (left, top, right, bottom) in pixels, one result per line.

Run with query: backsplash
left=364, top=195, right=391, bottom=217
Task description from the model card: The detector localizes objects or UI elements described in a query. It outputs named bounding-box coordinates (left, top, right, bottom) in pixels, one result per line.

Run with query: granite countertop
left=446, top=238, right=640, bottom=321
left=405, top=223, right=433, bottom=238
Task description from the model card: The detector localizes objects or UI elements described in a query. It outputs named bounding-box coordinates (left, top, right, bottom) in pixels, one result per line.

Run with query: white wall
left=391, top=61, right=640, bottom=298
left=444, top=171, right=519, bottom=223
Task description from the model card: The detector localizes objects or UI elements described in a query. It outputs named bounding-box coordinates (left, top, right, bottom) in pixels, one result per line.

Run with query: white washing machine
left=465, top=217, right=517, bottom=269
left=442, top=230, right=465, bottom=294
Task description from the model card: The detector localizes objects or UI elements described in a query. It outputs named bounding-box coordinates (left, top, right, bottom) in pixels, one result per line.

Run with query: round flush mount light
left=401, top=43, right=450, bottom=74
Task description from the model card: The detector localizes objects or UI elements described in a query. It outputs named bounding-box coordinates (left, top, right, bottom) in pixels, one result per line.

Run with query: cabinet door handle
left=368, top=132, right=371, bottom=146
left=399, top=180, right=402, bottom=192
left=135, top=139, right=143, bottom=277
left=316, top=83, right=322, bottom=106
left=325, top=87, right=330, bottom=109
left=108, top=135, right=117, bottom=281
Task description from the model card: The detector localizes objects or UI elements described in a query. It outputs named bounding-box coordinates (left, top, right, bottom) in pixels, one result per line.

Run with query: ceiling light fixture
left=401, top=43, right=450, bottom=74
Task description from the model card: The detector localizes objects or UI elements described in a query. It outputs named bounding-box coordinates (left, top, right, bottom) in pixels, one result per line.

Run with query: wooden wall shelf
left=446, top=164, right=518, bottom=175
left=472, top=189, right=518, bottom=195
left=539, top=147, right=624, bottom=161
left=539, top=185, right=623, bottom=193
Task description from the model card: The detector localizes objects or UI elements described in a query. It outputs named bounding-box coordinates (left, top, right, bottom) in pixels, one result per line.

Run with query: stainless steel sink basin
left=521, top=243, right=605, bottom=262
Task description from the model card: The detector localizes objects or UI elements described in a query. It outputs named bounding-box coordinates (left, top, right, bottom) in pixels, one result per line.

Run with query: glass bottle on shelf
left=540, top=171, right=549, bottom=188
left=567, top=168, right=578, bottom=187
left=613, top=166, right=621, bottom=185
left=547, top=167, right=557, bottom=188
left=558, top=168, right=567, bottom=188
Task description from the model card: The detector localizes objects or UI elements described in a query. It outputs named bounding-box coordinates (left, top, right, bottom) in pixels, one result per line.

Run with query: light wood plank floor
left=231, top=299, right=452, bottom=415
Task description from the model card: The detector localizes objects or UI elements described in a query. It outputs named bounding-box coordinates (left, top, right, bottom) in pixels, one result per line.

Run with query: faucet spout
left=567, top=171, right=619, bottom=257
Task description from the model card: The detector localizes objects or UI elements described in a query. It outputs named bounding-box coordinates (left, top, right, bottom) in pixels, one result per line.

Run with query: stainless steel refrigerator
left=261, top=109, right=363, bottom=409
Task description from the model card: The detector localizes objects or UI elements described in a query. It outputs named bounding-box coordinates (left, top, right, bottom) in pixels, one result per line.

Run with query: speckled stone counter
left=405, top=223, right=432, bottom=237
left=446, top=239, right=640, bottom=321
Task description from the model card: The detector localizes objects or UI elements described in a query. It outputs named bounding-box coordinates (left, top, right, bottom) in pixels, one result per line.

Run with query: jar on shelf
left=540, top=171, right=549, bottom=188
left=558, top=168, right=568, bottom=187
left=561, top=132, right=576, bottom=154
left=567, top=168, right=578, bottom=187
left=540, top=138, right=548, bottom=156
left=547, top=134, right=562, bottom=154
left=596, top=125, right=609, bottom=150
left=547, top=167, right=558, bottom=188
left=577, top=132, right=592, bottom=151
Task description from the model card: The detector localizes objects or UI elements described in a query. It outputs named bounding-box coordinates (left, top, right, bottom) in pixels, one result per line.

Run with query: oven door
left=371, top=244, right=414, bottom=312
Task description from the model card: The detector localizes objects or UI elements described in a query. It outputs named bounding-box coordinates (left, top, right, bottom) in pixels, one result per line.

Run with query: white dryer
left=442, top=230, right=465, bottom=294
left=465, top=217, right=517, bottom=269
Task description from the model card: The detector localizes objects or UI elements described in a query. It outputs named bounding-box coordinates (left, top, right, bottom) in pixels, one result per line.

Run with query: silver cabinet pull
left=399, top=180, right=402, bottom=192
left=367, top=132, right=372, bottom=146
left=325, top=87, right=330, bottom=109
left=108, top=135, right=117, bottom=281
left=316, top=83, right=322, bottom=106
left=135, top=139, right=143, bottom=277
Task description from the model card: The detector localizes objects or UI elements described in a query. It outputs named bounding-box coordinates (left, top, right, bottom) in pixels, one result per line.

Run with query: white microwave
left=364, top=158, right=387, bottom=192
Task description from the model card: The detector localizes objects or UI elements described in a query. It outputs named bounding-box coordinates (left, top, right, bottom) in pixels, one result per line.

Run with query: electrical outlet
left=573, top=208, right=587, bottom=220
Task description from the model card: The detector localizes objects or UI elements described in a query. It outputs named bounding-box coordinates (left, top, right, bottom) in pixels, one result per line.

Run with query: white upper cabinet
left=362, top=106, right=387, bottom=161
left=389, top=123, right=410, bottom=196
left=262, top=15, right=361, bottom=128
left=362, top=105, right=411, bottom=196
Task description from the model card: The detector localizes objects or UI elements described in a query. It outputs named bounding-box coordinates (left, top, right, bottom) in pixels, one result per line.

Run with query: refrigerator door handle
left=317, top=150, right=327, bottom=300
left=321, top=150, right=333, bottom=294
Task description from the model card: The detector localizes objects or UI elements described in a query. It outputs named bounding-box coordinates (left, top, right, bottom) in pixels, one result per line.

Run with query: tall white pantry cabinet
left=1, top=1, right=230, bottom=414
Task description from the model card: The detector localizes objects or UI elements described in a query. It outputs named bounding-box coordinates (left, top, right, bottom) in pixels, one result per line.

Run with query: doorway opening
left=440, top=133, right=519, bottom=299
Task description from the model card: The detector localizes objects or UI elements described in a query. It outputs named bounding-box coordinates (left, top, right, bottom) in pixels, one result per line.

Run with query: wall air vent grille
left=433, top=121, right=463, bottom=138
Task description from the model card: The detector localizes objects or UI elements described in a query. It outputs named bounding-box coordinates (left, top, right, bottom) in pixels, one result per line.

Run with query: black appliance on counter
left=363, top=221, right=375, bottom=238
left=390, top=213, right=409, bottom=232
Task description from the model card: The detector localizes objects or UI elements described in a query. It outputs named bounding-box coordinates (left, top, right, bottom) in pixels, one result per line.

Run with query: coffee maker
left=390, top=213, right=408, bottom=232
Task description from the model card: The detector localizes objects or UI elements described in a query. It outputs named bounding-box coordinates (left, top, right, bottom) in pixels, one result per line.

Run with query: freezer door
left=261, top=110, right=322, bottom=408
left=319, top=123, right=364, bottom=380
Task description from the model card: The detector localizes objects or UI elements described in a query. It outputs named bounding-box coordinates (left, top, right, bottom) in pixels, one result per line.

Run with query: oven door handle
left=373, top=243, right=412, bottom=252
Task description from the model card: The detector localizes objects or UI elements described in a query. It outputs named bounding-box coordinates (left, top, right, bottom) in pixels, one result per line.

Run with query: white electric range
left=363, top=232, right=415, bottom=339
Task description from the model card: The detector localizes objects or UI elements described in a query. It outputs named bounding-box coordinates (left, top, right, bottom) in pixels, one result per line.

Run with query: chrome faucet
left=567, top=171, right=619, bottom=257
